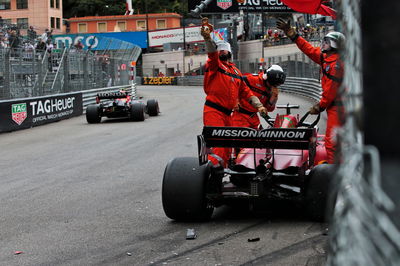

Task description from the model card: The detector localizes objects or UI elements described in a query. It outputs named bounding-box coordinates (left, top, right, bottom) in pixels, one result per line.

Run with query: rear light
left=96, top=96, right=100, bottom=104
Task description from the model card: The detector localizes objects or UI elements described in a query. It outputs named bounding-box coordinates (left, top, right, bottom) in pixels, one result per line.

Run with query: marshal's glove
left=200, top=17, right=214, bottom=41
left=309, top=103, right=322, bottom=114
left=257, top=106, right=268, bottom=117
left=276, top=18, right=297, bottom=41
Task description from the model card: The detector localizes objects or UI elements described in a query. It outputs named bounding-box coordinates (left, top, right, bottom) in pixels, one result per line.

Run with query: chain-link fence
left=0, top=36, right=141, bottom=100
left=327, top=0, right=400, bottom=265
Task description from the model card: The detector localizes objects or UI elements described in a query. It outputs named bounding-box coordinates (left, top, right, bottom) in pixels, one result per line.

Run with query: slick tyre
left=305, top=164, right=336, bottom=222
left=86, top=104, right=102, bottom=123
left=130, top=102, right=145, bottom=121
left=147, top=99, right=160, bottom=116
left=162, top=157, right=214, bottom=221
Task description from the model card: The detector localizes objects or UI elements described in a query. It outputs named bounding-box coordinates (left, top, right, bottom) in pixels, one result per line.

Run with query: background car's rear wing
left=97, top=92, right=128, bottom=99
left=197, top=126, right=317, bottom=165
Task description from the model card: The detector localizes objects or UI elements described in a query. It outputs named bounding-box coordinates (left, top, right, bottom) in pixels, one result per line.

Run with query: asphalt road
left=0, top=85, right=328, bottom=266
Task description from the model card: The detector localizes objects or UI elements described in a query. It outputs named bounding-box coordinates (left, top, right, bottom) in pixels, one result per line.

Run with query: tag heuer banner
left=0, top=92, right=83, bottom=133
left=189, top=0, right=293, bottom=13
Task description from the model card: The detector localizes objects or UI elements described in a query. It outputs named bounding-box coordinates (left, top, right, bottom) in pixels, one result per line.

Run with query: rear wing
left=198, top=126, right=317, bottom=165
left=97, top=91, right=128, bottom=99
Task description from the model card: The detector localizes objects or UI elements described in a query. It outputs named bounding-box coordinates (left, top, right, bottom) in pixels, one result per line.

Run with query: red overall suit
left=231, top=73, right=278, bottom=129
left=295, top=36, right=344, bottom=163
left=203, top=51, right=255, bottom=167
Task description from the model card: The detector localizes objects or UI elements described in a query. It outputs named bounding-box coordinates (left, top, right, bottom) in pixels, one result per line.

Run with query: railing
left=50, top=48, right=67, bottom=92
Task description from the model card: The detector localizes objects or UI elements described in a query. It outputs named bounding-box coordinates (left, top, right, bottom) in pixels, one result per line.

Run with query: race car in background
left=86, top=90, right=159, bottom=123
left=162, top=104, right=335, bottom=222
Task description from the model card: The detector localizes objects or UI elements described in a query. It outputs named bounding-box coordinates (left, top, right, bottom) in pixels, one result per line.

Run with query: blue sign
left=54, top=32, right=147, bottom=50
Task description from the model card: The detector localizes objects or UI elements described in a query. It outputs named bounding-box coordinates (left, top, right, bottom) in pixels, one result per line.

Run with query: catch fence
left=0, top=36, right=141, bottom=100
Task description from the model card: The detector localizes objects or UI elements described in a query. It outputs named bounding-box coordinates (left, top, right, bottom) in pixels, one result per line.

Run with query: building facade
left=0, top=0, right=63, bottom=34
left=68, top=13, right=181, bottom=34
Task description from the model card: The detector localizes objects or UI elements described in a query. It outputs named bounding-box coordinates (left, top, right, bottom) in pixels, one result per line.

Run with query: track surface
left=0, top=86, right=328, bottom=266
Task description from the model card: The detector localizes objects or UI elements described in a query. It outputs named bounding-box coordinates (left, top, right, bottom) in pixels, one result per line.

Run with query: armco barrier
left=280, top=77, right=321, bottom=102
left=81, top=84, right=136, bottom=112
left=171, top=75, right=322, bottom=102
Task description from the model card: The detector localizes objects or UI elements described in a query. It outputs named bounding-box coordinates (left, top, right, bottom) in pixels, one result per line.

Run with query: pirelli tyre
left=86, top=104, right=102, bottom=123
left=147, top=99, right=160, bottom=116
left=304, top=164, right=336, bottom=222
left=162, top=157, right=214, bottom=221
left=130, top=102, right=146, bottom=121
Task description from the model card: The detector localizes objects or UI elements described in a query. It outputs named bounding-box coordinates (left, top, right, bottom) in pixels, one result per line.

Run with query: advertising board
left=0, top=93, right=83, bottom=133
left=188, top=0, right=293, bottom=13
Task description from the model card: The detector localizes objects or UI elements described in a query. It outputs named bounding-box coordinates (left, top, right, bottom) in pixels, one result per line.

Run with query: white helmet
left=263, top=65, right=286, bottom=86
left=216, top=41, right=232, bottom=53
left=324, top=31, right=345, bottom=49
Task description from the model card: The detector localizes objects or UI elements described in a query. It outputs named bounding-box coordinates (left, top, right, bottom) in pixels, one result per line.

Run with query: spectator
left=273, top=30, right=280, bottom=43
left=27, top=26, right=37, bottom=42
left=46, top=39, right=54, bottom=71
left=0, top=16, right=3, bottom=27
left=193, top=43, right=199, bottom=54
left=74, top=40, right=84, bottom=50
left=35, top=37, right=46, bottom=53
left=0, top=36, right=7, bottom=48
left=8, top=30, right=19, bottom=57
left=41, top=29, right=49, bottom=43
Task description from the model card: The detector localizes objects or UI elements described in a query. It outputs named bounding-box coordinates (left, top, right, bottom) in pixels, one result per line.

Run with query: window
left=50, top=17, right=55, bottom=29
left=78, top=23, right=87, bottom=33
left=98, top=22, right=107, bottom=32
left=0, top=0, right=11, bottom=10
left=17, top=0, right=28, bottom=9
left=156, top=19, right=166, bottom=29
left=50, top=0, right=54, bottom=8
left=56, top=18, right=60, bottom=29
left=55, top=0, right=59, bottom=8
left=117, top=21, right=126, bottom=31
left=136, top=20, right=146, bottom=31
left=17, top=18, right=28, bottom=29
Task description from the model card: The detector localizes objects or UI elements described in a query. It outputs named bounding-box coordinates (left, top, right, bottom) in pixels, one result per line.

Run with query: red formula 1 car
left=162, top=104, right=335, bottom=222
left=86, top=90, right=159, bottom=123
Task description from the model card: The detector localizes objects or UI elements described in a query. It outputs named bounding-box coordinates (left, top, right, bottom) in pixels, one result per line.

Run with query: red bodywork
left=236, top=113, right=327, bottom=170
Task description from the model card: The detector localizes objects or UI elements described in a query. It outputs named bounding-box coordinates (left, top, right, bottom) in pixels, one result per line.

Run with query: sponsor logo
left=211, top=128, right=306, bottom=139
left=11, top=103, right=27, bottom=125
left=239, top=0, right=284, bottom=6
left=217, top=0, right=232, bottom=10
left=30, top=97, right=76, bottom=116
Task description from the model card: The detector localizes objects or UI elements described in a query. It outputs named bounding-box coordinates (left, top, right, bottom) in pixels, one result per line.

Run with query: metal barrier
left=170, top=75, right=322, bottom=102
left=280, top=77, right=321, bottom=101
left=81, top=84, right=136, bottom=112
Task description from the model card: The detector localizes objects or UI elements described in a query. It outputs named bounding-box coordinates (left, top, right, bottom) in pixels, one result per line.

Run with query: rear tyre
left=86, top=104, right=102, bottom=123
left=304, top=164, right=336, bottom=222
left=147, top=99, right=159, bottom=116
left=130, top=102, right=145, bottom=121
left=162, top=157, right=214, bottom=221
